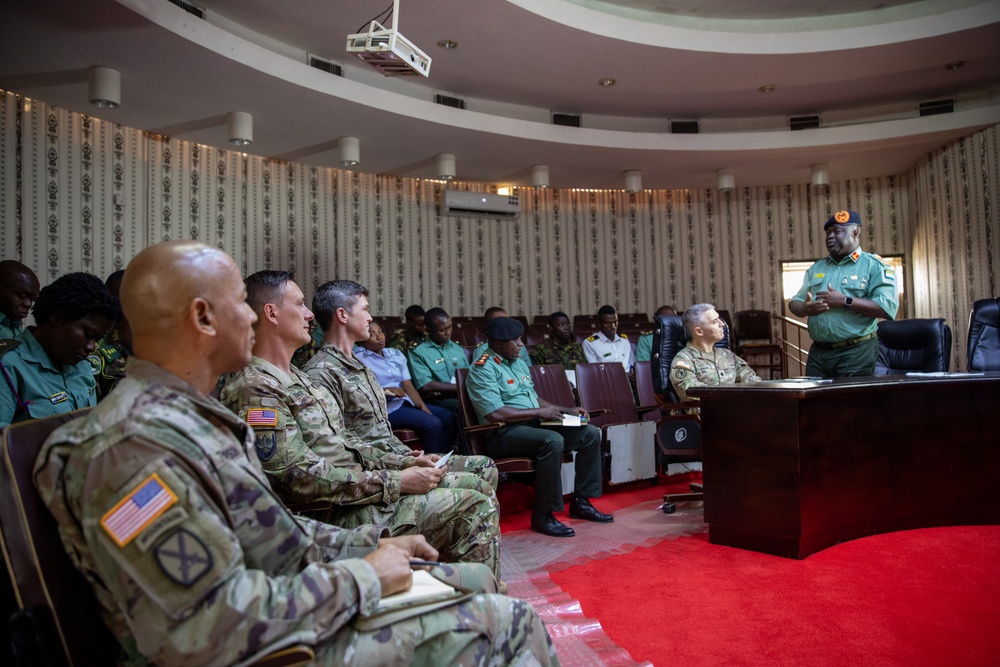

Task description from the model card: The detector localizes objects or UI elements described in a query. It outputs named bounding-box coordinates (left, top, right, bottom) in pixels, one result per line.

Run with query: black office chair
left=874, top=318, right=952, bottom=375
left=967, top=297, right=1000, bottom=371
left=650, top=314, right=731, bottom=513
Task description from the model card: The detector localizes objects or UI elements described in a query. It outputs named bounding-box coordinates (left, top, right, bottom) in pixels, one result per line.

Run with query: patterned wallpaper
left=1, top=90, right=997, bottom=368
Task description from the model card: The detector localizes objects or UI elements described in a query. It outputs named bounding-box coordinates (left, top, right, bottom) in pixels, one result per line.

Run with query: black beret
left=824, top=209, right=862, bottom=230
left=484, top=316, right=524, bottom=341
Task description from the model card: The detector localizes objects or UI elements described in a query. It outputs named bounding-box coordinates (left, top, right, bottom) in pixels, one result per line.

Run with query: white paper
left=433, top=450, right=453, bottom=468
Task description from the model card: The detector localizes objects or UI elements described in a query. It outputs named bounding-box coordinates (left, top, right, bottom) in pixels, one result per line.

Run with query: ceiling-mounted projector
left=346, top=0, right=431, bottom=77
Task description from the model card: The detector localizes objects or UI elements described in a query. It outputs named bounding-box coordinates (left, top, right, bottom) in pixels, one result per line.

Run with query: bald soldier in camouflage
left=304, top=279, right=499, bottom=489
left=222, top=271, right=501, bottom=578
left=34, top=242, right=558, bottom=667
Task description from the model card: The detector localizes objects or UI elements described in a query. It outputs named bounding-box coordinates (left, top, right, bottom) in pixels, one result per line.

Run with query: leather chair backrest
left=967, top=297, right=1000, bottom=371
left=575, top=362, right=638, bottom=428
left=874, top=318, right=952, bottom=375
left=733, top=309, right=773, bottom=345
left=633, top=361, right=660, bottom=422
left=528, top=365, right=576, bottom=408
left=0, top=409, right=117, bottom=666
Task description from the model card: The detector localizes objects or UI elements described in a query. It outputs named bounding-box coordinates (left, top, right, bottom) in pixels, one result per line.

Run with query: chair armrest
left=636, top=404, right=659, bottom=416
left=462, top=422, right=503, bottom=434
left=586, top=408, right=611, bottom=417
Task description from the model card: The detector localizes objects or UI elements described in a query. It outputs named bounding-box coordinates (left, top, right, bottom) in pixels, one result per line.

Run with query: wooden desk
left=690, top=374, right=1000, bottom=558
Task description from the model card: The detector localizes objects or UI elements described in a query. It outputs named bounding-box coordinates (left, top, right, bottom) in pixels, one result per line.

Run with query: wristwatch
left=844, top=297, right=854, bottom=309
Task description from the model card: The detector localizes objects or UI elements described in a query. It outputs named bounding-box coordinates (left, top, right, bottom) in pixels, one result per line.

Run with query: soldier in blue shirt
left=789, top=209, right=899, bottom=377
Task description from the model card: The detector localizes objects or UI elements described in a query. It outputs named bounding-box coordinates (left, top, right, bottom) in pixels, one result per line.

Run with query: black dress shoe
left=568, top=496, right=614, bottom=523
left=531, top=510, right=575, bottom=537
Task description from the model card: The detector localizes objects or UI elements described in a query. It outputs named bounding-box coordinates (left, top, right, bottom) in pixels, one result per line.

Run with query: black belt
left=811, top=332, right=877, bottom=350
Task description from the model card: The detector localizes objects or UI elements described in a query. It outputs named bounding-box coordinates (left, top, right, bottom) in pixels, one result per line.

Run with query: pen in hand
left=409, top=559, right=443, bottom=568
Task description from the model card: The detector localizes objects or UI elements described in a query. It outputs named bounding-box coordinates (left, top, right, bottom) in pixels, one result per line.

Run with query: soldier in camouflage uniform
left=222, top=272, right=501, bottom=577
left=670, top=303, right=761, bottom=402
left=529, top=311, right=586, bottom=370
left=387, top=303, right=427, bottom=353
left=34, top=241, right=557, bottom=667
left=305, top=280, right=499, bottom=489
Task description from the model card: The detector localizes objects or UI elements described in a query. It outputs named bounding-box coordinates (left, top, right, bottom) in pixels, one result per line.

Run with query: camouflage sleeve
left=225, top=391, right=400, bottom=507
left=669, top=353, right=702, bottom=402
left=733, top=352, right=762, bottom=384
left=51, top=442, right=385, bottom=666
left=304, top=364, right=413, bottom=468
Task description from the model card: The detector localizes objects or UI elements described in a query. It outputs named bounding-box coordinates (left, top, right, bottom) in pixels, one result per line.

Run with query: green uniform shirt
left=0, top=329, right=97, bottom=425
left=473, top=340, right=531, bottom=365
left=0, top=312, right=24, bottom=340
left=670, top=343, right=761, bottom=402
left=466, top=350, right=538, bottom=424
left=529, top=338, right=586, bottom=369
left=408, top=339, right=469, bottom=389
left=635, top=332, right=654, bottom=362
left=791, top=249, right=899, bottom=343
left=387, top=328, right=425, bottom=353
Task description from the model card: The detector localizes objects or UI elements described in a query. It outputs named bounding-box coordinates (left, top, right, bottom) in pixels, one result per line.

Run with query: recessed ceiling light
left=598, top=78, right=616, bottom=87
left=437, top=39, right=458, bottom=49
left=946, top=60, right=966, bottom=70
left=759, top=84, right=777, bottom=93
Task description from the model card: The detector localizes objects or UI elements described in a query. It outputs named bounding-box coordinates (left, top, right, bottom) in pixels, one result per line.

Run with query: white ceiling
left=1, top=0, right=999, bottom=190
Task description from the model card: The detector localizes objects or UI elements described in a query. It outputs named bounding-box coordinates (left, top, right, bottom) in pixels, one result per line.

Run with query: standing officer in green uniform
left=36, top=241, right=557, bottom=667
left=222, top=271, right=501, bottom=577
left=530, top=311, right=586, bottom=369
left=87, top=269, right=133, bottom=399
left=1, top=272, right=118, bottom=425
left=0, top=260, right=40, bottom=339
left=387, top=303, right=428, bottom=353
left=305, top=280, right=498, bottom=486
left=789, top=209, right=899, bottom=377
left=467, top=317, right=612, bottom=538
left=636, top=306, right=676, bottom=362
left=408, top=307, right=469, bottom=412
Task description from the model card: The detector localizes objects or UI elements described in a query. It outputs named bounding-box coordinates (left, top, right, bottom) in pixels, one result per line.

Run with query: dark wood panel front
left=694, top=375, right=1000, bottom=558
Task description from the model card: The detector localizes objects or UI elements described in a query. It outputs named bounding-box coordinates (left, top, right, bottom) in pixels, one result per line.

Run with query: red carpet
left=549, top=524, right=1000, bottom=666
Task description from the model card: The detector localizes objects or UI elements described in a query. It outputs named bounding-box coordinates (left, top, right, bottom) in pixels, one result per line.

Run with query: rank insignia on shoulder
left=619, top=333, right=628, bottom=339
left=245, top=408, right=278, bottom=427
left=0, top=339, right=21, bottom=356
left=587, top=335, right=597, bottom=342
left=49, top=391, right=69, bottom=405
left=101, top=473, right=178, bottom=548
left=474, top=353, right=490, bottom=366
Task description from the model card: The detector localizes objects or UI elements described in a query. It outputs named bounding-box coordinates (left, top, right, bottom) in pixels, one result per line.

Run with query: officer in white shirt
left=582, top=305, right=635, bottom=372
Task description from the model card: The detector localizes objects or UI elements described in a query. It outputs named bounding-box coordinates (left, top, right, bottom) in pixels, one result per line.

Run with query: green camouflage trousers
left=313, top=472, right=501, bottom=579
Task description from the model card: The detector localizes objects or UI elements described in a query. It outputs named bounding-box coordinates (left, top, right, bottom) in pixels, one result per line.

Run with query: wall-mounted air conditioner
left=441, top=190, right=521, bottom=218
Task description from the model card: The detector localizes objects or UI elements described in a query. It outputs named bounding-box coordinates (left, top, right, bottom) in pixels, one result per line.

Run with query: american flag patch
left=246, top=408, right=278, bottom=427
left=101, top=474, right=178, bottom=548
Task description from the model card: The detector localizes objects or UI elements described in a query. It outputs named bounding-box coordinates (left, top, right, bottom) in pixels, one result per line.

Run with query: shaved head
left=0, top=259, right=40, bottom=322
left=121, top=241, right=257, bottom=389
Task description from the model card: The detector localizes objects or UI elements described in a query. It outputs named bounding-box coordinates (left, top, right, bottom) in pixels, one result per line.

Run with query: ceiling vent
left=167, top=0, right=204, bottom=18
left=308, top=55, right=343, bottom=77
left=919, top=98, right=954, bottom=117
left=441, top=190, right=521, bottom=218
left=789, top=115, right=821, bottom=131
left=435, top=94, right=466, bottom=110
left=670, top=120, right=699, bottom=134
left=552, top=113, right=581, bottom=127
